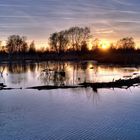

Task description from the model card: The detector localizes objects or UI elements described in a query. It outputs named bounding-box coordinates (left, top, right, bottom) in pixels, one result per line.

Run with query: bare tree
left=6, top=35, right=28, bottom=53
left=116, top=37, right=135, bottom=50
left=6, top=35, right=28, bottom=63
left=49, top=31, right=69, bottom=53
left=49, top=33, right=59, bottom=53
left=49, top=26, right=91, bottom=53
left=67, top=27, right=91, bottom=51
left=29, top=41, right=36, bottom=53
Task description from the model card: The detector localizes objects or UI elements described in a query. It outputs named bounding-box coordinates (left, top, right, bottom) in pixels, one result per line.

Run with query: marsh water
left=0, top=61, right=140, bottom=140
left=0, top=61, right=140, bottom=88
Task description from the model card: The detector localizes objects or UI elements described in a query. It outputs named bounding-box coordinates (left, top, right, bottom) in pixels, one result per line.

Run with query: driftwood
left=1, top=76, right=139, bottom=91
left=27, top=76, right=140, bottom=91
left=0, top=83, right=6, bottom=90
left=27, top=85, right=81, bottom=90
left=0, top=83, right=22, bottom=90
left=79, top=76, right=140, bottom=91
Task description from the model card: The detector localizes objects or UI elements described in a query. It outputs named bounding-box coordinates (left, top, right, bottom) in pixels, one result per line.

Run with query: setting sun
left=99, top=40, right=110, bottom=50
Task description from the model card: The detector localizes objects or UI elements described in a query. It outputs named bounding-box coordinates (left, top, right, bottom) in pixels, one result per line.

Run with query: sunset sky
left=0, top=0, right=140, bottom=47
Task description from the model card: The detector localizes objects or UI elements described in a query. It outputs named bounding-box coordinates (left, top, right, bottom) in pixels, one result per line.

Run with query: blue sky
left=0, top=0, right=140, bottom=47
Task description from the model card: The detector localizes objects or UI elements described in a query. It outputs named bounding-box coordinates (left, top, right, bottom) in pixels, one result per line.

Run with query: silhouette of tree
left=81, top=41, right=89, bottom=52
left=5, top=35, right=28, bottom=63
left=116, top=37, right=135, bottom=50
left=49, top=27, right=91, bottom=53
left=49, top=32, right=59, bottom=53
left=67, top=27, right=91, bottom=51
left=92, top=38, right=100, bottom=50
left=0, top=41, right=4, bottom=53
left=58, top=31, right=69, bottom=53
left=49, top=31, right=69, bottom=53
left=20, top=41, right=28, bottom=53
left=29, top=41, right=36, bottom=53
left=6, top=35, right=28, bottom=53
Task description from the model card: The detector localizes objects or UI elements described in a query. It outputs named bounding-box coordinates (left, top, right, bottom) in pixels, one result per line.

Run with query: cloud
left=95, top=29, right=115, bottom=34
left=0, top=0, right=140, bottom=46
left=112, top=0, right=133, bottom=6
left=0, top=4, right=29, bottom=7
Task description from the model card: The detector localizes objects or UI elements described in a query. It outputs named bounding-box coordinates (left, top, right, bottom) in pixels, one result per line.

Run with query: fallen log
left=27, top=85, right=81, bottom=90
left=27, top=76, right=140, bottom=91
left=0, top=83, right=22, bottom=90
left=0, top=83, right=6, bottom=90
left=79, top=76, right=140, bottom=91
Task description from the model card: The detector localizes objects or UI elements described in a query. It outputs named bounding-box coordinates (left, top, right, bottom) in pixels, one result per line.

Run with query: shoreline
left=0, top=51, right=140, bottom=66
left=0, top=59, right=139, bottom=67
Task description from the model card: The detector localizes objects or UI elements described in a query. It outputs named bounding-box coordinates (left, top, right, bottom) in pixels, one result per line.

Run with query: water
left=0, top=61, right=140, bottom=140
left=0, top=61, right=140, bottom=88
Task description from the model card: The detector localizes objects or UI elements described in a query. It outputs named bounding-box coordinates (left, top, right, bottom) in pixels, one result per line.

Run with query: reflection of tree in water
left=6, top=63, right=37, bottom=74
left=0, top=65, right=5, bottom=84
left=66, top=62, right=88, bottom=85
left=71, top=87, right=100, bottom=105
left=85, top=88, right=100, bottom=104
left=8, top=64, right=28, bottom=74
left=80, top=61, right=89, bottom=70
left=39, top=61, right=99, bottom=86
left=29, top=63, right=37, bottom=72
left=7, top=64, right=26, bottom=85
left=6, top=63, right=36, bottom=85
left=72, top=62, right=98, bottom=84
left=39, top=62, right=67, bottom=86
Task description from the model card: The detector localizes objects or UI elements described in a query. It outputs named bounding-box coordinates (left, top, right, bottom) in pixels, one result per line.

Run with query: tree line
left=0, top=26, right=138, bottom=55
left=49, top=27, right=91, bottom=53
left=0, top=35, right=36, bottom=54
